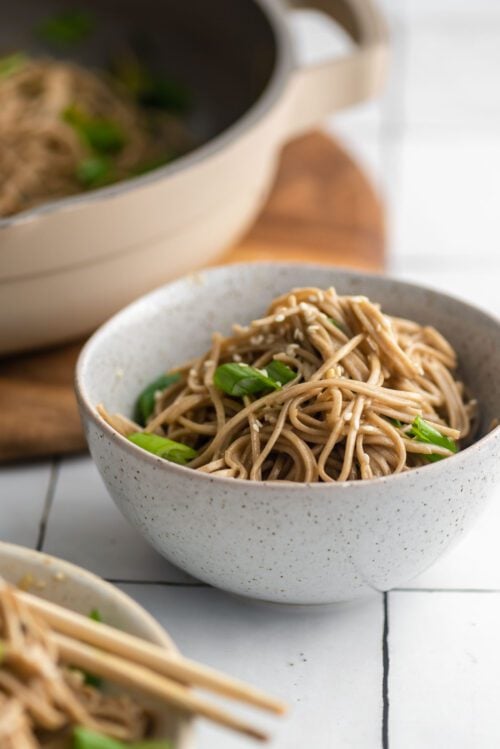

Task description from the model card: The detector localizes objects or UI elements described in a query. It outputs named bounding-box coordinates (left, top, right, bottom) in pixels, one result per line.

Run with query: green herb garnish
left=128, top=433, right=197, bottom=465
left=0, top=51, right=27, bottom=79
left=37, top=10, right=95, bottom=46
left=111, top=54, right=190, bottom=113
left=80, top=609, right=103, bottom=687
left=135, top=373, right=180, bottom=425
left=64, top=105, right=125, bottom=155
left=214, top=363, right=280, bottom=397
left=214, top=361, right=296, bottom=397
left=73, top=726, right=172, bottom=749
left=265, top=360, right=296, bottom=386
left=76, top=157, right=112, bottom=188
left=408, top=415, right=457, bottom=462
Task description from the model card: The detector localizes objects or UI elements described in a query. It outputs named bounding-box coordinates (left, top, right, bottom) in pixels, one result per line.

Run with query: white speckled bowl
left=76, top=263, right=500, bottom=604
left=0, top=542, right=194, bottom=745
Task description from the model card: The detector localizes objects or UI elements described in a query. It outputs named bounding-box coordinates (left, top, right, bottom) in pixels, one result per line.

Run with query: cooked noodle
left=100, top=286, right=477, bottom=482
left=0, top=580, right=150, bottom=747
left=0, top=57, right=190, bottom=217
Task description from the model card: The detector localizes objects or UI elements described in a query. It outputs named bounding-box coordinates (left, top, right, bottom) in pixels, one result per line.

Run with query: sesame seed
left=232, top=353, right=242, bottom=362
left=252, top=422, right=260, bottom=433
left=293, top=328, right=304, bottom=341
left=307, top=295, right=318, bottom=303
left=275, top=314, right=285, bottom=322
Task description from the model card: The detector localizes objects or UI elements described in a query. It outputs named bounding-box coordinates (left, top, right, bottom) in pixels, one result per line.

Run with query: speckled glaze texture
left=77, top=264, right=500, bottom=604
left=0, top=542, right=193, bottom=746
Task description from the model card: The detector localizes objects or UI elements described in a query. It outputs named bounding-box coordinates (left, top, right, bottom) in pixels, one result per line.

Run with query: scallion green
left=408, top=415, right=457, bottom=462
left=0, top=51, right=27, bottom=79
left=213, top=363, right=280, bottom=397
left=73, top=726, right=172, bottom=749
left=64, top=105, right=125, bottom=155
left=134, top=373, right=180, bottom=426
left=127, top=433, right=197, bottom=465
left=37, top=10, right=95, bottom=46
left=265, top=360, right=296, bottom=386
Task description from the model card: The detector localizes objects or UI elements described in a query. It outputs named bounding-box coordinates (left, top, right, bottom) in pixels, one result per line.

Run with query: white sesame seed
left=203, top=359, right=213, bottom=367
left=293, top=328, right=304, bottom=341
left=307, top=325, right=319, bottom=333
left=307, top=295, right=318, bottom=303
left=232, top=353, right=242, bottom=362
left=275, top=313, right=285, bottom=323
left=252, top=422, right=260, bottom=433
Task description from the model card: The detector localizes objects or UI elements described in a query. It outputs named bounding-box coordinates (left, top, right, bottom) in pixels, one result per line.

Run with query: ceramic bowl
left=0, top=541, right=194, bottom=745
left=76, top=263, right=500, bottom=605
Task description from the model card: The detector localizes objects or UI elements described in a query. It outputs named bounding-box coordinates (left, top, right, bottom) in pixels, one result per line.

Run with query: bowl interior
left=80, top=264, right=500, bottom=446
left=0, top=542, right=193, bottom=747
left=0, top=0, right=277, bottom=146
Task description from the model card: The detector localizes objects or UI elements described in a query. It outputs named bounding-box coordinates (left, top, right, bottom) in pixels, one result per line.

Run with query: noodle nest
left=0, top=57, right=190, bottom=217
left=101, top=286, right=477, bottom=483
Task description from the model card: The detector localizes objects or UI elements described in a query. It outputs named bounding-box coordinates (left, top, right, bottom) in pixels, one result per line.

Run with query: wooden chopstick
left=53, top=631, right=268, bottom=742
left=18, top=590, right=286, bottom=715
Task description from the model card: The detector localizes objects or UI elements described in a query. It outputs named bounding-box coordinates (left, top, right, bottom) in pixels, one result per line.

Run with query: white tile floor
left=2, top=3, right=500, bottom=748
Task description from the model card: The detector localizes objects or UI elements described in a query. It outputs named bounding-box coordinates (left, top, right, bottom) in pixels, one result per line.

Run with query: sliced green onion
left=138, top=75, right=190, bottom=113
left=89, top=608, right=102, bottom=622
left=76, top=157, right=111, bottom=188
left=408, top=415, right=457, bottom=462
left=134, top=373, right=181, bottom=426
left=64, top=105, right=125, bottom=155
left=0, top=52, right=27, bottom=79
left=110, top=53, right=190, bottom=113
left=128, top=432, right=197, bottom=465
left=73, top=726, right=173, bottom=749
left=265, top=360, right=296, bottom=386
left=37, top=10, right=95, bottom=46
left=213, top=363, right=281, bottom=397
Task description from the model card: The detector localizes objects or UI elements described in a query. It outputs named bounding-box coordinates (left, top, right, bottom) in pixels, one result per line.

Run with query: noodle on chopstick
left=0, top=580, right=151, bottom=747
left=99, top=286, right=478, bottom=482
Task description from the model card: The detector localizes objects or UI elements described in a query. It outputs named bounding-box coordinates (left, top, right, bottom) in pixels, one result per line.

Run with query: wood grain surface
left=0, top=132, right=385, bottom=462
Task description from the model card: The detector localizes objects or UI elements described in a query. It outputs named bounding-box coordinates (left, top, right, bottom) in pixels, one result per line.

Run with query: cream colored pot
left=0, top=0, right=387, bottom=355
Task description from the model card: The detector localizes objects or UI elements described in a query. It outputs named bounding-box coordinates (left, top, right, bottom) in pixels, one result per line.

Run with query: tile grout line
left=36, top=458, right=60, bottom=552
left=382, top=592, right=390, bottom=749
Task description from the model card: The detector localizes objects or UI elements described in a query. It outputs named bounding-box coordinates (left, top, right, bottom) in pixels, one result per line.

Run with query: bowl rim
left=0, top=0, right=292, bottom=231
left=76, top=261, right=500, bottom=493
left=0, top=540, right=173, bottom=647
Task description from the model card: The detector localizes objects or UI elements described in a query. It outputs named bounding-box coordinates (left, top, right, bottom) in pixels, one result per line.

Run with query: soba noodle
left=100, top=286, right=477, bottom=482
left=0, top=56, right=190, bottom=217
left=0, top=581, right=151, bottom=747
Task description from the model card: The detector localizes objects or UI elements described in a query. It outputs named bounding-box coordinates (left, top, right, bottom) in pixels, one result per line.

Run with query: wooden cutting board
left=0, top=131, right=385, bottom=463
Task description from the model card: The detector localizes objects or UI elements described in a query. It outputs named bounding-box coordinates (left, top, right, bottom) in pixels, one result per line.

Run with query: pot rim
left=0, top=0, right=293, bottom=231
left=76, top=261, right=500, bottom=495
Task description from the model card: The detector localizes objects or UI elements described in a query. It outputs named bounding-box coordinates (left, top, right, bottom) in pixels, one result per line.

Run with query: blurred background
left=293, top=0, right=500, bottom=311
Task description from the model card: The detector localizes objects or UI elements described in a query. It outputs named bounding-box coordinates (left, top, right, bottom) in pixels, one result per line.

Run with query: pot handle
left=283, top=0, right=389, bottom=137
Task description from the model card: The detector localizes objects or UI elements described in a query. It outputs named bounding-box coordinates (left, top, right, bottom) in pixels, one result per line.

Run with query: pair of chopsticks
left=17, top=590, right=287, bottom=742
